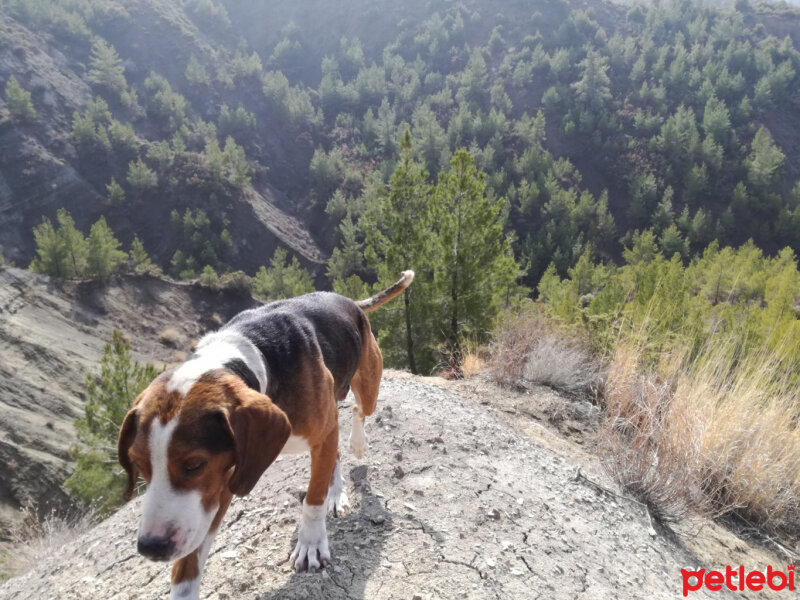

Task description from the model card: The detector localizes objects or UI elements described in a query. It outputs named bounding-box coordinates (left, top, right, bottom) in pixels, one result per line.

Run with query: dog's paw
left=327, top=489, right=350, bottom=517
left=290, top=502, right=330, bottom=572
left=349, top=418, right=368, bottom=459
left=326, top=457, right=350, bottom=516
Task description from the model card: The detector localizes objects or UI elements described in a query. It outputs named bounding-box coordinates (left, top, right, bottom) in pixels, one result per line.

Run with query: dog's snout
left=137, top=534, right=175, bottom=561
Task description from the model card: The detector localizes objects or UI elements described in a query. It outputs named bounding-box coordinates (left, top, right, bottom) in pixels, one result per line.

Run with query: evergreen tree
left=252, top=247, right=314, bottom=299
left=88, top=38, right=126, bottom=96
left=185, top=54, right=210, bottom=85
left=128, top=235, right=153, bottom=275
left=30, top=209, right=89, bottom=278
left=362, top=130, right=435, bottom=373
left=572, top=49, right=612, bottom=110
left=126, top=157, right=158, bottom=191
left=106, top=177, right=125, bottom=205
left=5, top=76, right=36, bottom=122
left=432, top=149, right=522, bottom=372
left=745, top=126, right=785, bottom=190
left=65, top=330, right=158, bottom=514
left=86, top=216, right=127, bottom=279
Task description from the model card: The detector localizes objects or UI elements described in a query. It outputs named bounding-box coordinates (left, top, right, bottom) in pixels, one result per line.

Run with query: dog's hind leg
left=349, top=328, right=382, bottom=459
left=326, top=451, right=350, bottom=516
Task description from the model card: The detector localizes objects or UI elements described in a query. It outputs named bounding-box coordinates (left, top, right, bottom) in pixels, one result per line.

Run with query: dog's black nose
left=137, top=535, right=174, bottom=561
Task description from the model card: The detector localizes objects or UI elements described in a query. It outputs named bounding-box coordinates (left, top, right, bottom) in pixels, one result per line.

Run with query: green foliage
left=65, top=330, right=158, bottom=514
left=30, top=209, right=88, bottom=279
left=30, top=209, right=127, bottom=279
left=432, top=149, right=523, bottom=367
left=5, top=76, right=36, bottom=122
left=86, top=217, right=127, bottom=279
left=185, top=54, right=210, bottom=85
left=128, top=235, right=155, bottom=275
left=126, top=157, right=158, bottom=191
left=745, top=126, right=785, bottom=190
left=88, top=38, right=126, bottom=96
left=362, top=129, right=437, bottom=372
left=143, top=73, right=188, bottom=132
left=252, top=247, right=315, bottom=300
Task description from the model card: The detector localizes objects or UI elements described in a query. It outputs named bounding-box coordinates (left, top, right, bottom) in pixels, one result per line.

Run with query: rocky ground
left=0, top=371, right=788, bottom=599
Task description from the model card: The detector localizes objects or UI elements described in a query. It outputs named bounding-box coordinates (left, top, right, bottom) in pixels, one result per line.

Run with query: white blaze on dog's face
left=118, top=371, right=290, bottom=562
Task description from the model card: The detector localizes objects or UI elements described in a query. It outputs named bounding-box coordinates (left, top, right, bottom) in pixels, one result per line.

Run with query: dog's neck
left=167, top=329, right=268, bottom=395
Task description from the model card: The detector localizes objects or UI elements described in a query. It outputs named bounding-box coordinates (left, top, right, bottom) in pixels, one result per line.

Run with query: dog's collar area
left=223, top=356, right=264, bottom=393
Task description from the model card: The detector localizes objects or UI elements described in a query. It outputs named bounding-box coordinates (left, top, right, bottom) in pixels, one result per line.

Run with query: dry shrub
left=0, top=505, right=95, bottom=578
left=598, top=346, right=708, bottom=522
left=158, top=327, right=182, bottom=348
left=600, top=339, right=800, bottom=539
left=460, top=337, right=486, bottom=377
left=488, top=307, right=601, bottom=396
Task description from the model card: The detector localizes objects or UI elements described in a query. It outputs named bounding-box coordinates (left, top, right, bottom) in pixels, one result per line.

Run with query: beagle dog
left=117, top=271, right=413, bottom=599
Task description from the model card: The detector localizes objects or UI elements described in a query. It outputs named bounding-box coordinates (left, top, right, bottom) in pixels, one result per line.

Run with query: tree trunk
left=404, top=288, right=417, bottom=374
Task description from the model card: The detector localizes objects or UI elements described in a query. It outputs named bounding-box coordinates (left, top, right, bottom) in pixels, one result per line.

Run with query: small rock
left=486, top=508, right=501, bottom=520
left=394, top=465, right=405, bottom=479
left=220, top=550, right=238, bottom=559
left=394, top=452, right=403, bottom=461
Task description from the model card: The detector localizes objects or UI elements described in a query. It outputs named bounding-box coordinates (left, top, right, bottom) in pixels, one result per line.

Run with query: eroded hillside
left=0, top=266, right=257, bottom=538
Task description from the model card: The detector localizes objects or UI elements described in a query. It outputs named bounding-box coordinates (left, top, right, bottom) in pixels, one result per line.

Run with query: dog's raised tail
left=356, top=270, right=414, bottom=312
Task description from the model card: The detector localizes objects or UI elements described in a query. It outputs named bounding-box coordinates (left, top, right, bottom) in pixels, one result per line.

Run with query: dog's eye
left=183, top=460, right=207, bottom=475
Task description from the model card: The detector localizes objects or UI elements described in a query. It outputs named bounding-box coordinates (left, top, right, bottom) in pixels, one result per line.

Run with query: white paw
left=328, top=489, right=350, bottom=516
left=289, top=501, right=330, bottom=572
left=327, top=459, right=350, bottom=516
left=349, top=417, right=368, bottom=459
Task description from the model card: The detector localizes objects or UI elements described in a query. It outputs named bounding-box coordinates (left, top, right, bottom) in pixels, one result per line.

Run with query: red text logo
left=681, top=565, right=795, bottom=596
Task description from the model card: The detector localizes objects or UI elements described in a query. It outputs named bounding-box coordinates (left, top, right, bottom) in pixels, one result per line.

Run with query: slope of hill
left=0, top=373, right=788, bottom=599
left=0, top=266, right=257, bottom=539
left=2, top=0, right=800, bottom=287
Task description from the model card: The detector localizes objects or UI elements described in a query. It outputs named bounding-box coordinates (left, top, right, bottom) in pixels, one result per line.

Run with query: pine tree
left=126, top=157, right=158, bottom=191
left=128, top=235, right=153, bottom=275
left=65, top=330, right=158, bottom=514
left=185, top=54, right=210, bottom=85
left=106, top=177, right=125, bottom=205
left=745, top=126, right=785, bottom=190
left=86, top=216, right=127, bottom=279
left=57, top=209, right=89, bottom=278
left=571, top=49, right=612, bottom=110
left=432, top=149, right=522, bottom=373
left=5, top=76, right=36, bottom=122
left=362, top=129, right=435, bottom=373
left=252, top=248, right=314, bottom=299
left=88, top=38, right=126, bottom=96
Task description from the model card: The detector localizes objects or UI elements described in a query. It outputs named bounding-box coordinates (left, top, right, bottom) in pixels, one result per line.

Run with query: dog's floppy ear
left=222, top=377, right=291, bottom=497
left=118, top=408, right=140, bottom=502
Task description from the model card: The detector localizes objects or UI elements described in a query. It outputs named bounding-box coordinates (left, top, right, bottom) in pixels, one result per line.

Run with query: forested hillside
left=1, top=0, right=800, bottom=367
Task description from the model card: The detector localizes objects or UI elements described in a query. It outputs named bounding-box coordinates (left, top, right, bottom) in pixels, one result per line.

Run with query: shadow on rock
left=256, top=466, right=394, bottom=600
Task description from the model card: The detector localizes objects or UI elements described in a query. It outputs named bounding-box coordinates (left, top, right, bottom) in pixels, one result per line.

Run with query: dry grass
left=158, top=327, right=182, bottom=348
left=600, top=338, right=800, bottom=540
left=460, top=337, right=486, bottom=377
left=488, top=307, right=601, bottom=397
left=0, top=505, right=95, bottom=579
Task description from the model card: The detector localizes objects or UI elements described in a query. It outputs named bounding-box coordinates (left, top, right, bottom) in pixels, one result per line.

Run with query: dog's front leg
left=290, top=427, right=338, bottom=571
left=170, top=489, right=233, bottom=599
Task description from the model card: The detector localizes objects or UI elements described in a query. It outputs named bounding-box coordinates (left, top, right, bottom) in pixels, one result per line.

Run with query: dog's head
left=118, top=370, right=290, bottom=562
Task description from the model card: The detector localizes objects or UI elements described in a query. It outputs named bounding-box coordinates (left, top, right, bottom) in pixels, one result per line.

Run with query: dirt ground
left=0, top=370, right=790, bottom=600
